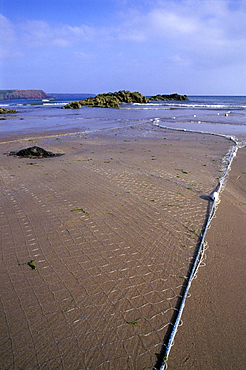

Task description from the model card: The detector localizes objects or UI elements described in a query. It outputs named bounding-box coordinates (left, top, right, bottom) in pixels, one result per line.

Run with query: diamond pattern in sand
left=0, top=128, right=232, bottom=369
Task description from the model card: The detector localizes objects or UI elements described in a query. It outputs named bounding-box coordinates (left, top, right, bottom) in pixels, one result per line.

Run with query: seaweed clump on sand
left=5, top=146, right=64, bottom=158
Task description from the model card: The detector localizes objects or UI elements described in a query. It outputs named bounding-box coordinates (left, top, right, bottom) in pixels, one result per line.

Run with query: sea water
left=1, top=94, right=246, bottom=141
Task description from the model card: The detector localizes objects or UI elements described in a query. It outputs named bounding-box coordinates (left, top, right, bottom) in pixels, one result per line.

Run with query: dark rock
left=62, top=90, right=149, bottom=109
left=64, top=101, right=82, bottom=109
left=6, top=146, right=64, bottom=158
left=149, top=93, right=189, bottom=101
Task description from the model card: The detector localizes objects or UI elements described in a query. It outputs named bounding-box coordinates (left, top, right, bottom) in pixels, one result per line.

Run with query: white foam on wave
left=43, top=102, right=67, bottom=106
left=120, top=106, right=170, bottom=110
left=163, top=103, right=240, bottom=109
left=132, top=102, right=165, bottom=106
left=128, top=101, right=246, bottom=109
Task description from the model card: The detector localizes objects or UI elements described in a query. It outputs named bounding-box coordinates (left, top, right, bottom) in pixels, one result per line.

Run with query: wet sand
left=169, top=147, right=246, bottom=369
left=0, top=124, right=243, bottom=369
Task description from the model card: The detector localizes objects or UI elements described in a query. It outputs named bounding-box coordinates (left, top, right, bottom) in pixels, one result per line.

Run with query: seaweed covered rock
left=62, top=90, right=148, bottom=109
left=6, top=146, right=63, bottom=158
left=149, top=93, right=188, bottom=101
left=0, top=107, right=17, bottom=114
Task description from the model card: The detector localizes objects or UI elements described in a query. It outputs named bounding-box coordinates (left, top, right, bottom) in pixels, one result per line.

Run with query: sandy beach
left=169, top=147, right=246, bottom=369
left=0, top=124, right=245, bottom=369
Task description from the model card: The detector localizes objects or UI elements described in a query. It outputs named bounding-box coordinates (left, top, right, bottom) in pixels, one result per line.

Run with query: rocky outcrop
left=0, top=90, right=51, bottom=100
left=62, top=90, right=188, bottom=109
left=62, top=90, right=148, bottom=109
left=62, top=90, right=149, bottom=109
left=149, top=93, right=189, bottom=101
left=0, top=107, right=17, bottom=114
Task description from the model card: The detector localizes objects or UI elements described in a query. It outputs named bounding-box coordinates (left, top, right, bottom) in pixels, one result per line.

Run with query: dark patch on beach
left=5, top=146, right=64, bottom=158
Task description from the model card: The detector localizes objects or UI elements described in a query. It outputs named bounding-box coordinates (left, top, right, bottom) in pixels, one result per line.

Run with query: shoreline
left=0, top=125, right=244, bottom=369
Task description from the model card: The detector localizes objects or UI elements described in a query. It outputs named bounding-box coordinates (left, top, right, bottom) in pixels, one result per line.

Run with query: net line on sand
left=0, top=123, right=239, bottom=369
left=152, top=119, right=239, bottom=369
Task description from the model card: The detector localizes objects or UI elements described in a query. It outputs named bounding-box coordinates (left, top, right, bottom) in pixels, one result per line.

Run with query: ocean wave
left=43, top=102, right=66, bottom=106
left=120, top=106, right=170, bottom=110
left=127, top=102, right=246, bottom=109
left=166, top=103, right=246, bottom=109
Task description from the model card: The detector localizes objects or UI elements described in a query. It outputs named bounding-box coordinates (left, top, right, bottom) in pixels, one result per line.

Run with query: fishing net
left=0, top=125, right=233, bottom=369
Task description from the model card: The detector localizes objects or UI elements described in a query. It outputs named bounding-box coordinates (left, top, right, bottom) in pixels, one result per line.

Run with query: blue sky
left=1, top=0, right=245, bottom=95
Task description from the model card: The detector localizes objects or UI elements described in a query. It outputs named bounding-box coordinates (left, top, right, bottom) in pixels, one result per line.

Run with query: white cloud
left=0, top=14, right=23, bottom=58
left=0, top=14, right=96, bottom=59
left=0, top=14, right=16, bottom=42
left=74, top=51, right=92, bottom=59
left=115, top=0, right=246, bottom=69
left=148, top=9, right=198, bottom=35
left=1, top=0, right=245, bottom=75
left=19, top=20, right=95, bottom=48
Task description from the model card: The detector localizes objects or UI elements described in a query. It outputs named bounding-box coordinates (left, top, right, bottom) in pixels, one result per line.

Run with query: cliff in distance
left=0, top=90, right=51, bottom=100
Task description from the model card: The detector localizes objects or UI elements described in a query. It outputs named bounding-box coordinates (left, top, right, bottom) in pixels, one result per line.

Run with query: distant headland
left=62, top=90, right=189, bottom=109
left=0, top=89, right=51, bottom=100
